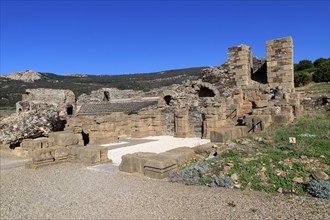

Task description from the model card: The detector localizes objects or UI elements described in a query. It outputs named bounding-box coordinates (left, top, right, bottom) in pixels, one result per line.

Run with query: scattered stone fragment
left=231, top=173, right=239, bottom=182
left=312, top=171, right=329, bottom=181
left=292, top=177, right=304, bottom=183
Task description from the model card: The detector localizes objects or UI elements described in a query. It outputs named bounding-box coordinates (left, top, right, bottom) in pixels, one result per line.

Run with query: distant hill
left=1, top=70, right=42, bottom=82
left=0, top=67, right=206, bottom=107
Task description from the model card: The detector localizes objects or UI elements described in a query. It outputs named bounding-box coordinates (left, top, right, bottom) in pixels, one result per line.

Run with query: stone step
left=210, top=126, right=248, bottom=143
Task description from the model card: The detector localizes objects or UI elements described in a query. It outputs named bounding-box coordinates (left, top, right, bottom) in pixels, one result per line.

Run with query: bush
left=313, top=58, right=328, bottom=68
left=168, top=162, right=210, bottom=185
left=294, top=71, right=313, bottom=87
left=212, top=176, right=235, bottom=188
left=295, top=60, right=313, bottom=71
left=307, top=180, right=330, bottom=200
left=313, top=60, right=330, bottom=83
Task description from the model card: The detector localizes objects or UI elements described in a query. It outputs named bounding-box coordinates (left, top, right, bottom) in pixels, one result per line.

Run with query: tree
left=313, top=60, right=330, bottom=82
left=295, top=60, right=313, bottom=71
left=294, top=71, right=313, bottom=87
left=313, top=58, right=328, bottom=68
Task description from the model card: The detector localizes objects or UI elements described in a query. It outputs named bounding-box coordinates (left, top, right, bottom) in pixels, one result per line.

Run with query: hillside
left=0, top=67, right=205, bottom=107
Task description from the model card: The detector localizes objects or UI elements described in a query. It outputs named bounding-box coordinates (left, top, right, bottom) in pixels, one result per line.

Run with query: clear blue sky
left=1, top=0, right=329, bottom=75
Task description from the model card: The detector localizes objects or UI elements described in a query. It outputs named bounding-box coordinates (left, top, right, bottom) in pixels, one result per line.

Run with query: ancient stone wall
left=266, top=36, right=294, bottom=90
left=19, top=88, right=76, bottom=119
left=65, top=109, right=164, bottom=145
left=228, top=44, right=253, bottom=87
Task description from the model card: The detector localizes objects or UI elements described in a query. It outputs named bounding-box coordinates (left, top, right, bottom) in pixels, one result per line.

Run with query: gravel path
left=1, top=163, right=329, bottom=220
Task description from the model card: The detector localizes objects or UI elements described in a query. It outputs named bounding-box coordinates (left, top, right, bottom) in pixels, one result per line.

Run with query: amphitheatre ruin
left=1, top=36, right=305, bottom=178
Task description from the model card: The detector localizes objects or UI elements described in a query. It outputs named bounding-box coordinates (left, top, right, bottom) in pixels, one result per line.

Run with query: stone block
left=77, top=146, right=101, bottom=166
left=51, top=146, right=69, bottom=161
left=161, top=147, right=196, bottom=166
left=90, top=135, right=118, bottom=145
left=119, top=152, right=157, bottom=173
left=50, top=131, right=79, bottom=147
left=30, top=148, right=55, bottom=164
left=273, top=115, right=291, bottom=124
left=253, top=100, right=268, bottom=108
left=211, top=126, right=247, bottom=142
left=144, top=154, right=177, bottom=179
left=288, top=98, right=300, bottom=106
left=21, top=137, right=51, bottom=151
left=68, top=145, right=84, bottom=160
left=281, top=106, right=293, bottom=114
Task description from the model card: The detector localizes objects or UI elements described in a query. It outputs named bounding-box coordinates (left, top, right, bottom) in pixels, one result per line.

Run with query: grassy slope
left=177, top=83, right=330, bottom=194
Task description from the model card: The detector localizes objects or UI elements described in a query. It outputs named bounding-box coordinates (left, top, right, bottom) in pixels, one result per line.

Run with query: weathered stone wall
left=266, top=36, right=294, bottom=90
left=228, top=44, right=253, bottom=87
left=20, top=88, right=76, bottom=119
left=65, top=110, right=164, bottom=145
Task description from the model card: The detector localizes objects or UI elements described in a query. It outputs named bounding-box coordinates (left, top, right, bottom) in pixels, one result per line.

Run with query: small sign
left=289, top=137, right=296, bottom=144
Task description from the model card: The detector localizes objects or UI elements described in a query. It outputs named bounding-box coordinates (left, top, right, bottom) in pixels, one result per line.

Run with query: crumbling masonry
left=8, top=36, right=302, bottom=176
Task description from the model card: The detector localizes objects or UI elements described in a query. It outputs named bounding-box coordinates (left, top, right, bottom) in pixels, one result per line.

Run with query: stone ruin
left=0, top=36, right=304, bottom=177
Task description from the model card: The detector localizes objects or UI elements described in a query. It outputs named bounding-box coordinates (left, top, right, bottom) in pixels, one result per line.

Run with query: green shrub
left=313, top=58, right=328, bottom=68
left=307, top=180, right=330, bottom=200
left=168, top=162, right=210, bottom=185
left=212, top=176, right=235, bottom=188
left=295, top=60, right=313, bottom=71
left=294, top=71, right=313, bottom=87
left=313, top=60, right=330, bottom=83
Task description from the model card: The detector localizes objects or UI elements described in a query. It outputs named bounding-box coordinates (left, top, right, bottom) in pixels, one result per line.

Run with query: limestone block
left=90, top=135, right=118, bottom=145
left=293, top=104, right=303, bottom=118
left=119, top=152, right=157, bottom=173
left=51, top=146, right=69, bottom=161
left=99, top=147, right=109, bottom=162
left=273, top=115, right=291, bottom=124
left=50, top=131, right=79, bottom=146
left=68, top=145, right=84, bottom=160
left=288, top=98, right=300, bottom=106
left=161, top=147, right=196, bottom=166
left=77, top=146, right=101, bottom=166
left=210, top=126, right=247, bottom=142
left=21, top=137, right=50, bottom=151
left=31, top=148, right=55, bottom=164
left=270, top=107, right=281, bottom=115
left=144, top=155, right=177, bottom=179
left=253, top=100, right=268, bottom=108
left=281, top=106, right=293, bottom=114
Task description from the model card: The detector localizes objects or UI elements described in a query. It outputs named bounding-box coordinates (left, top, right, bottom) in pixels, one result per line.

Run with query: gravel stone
left=1, top=163, right=329, bottom=219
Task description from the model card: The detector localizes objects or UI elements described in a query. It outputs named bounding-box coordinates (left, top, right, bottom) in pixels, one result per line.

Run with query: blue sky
left=1, top=0, right=329, bottom=75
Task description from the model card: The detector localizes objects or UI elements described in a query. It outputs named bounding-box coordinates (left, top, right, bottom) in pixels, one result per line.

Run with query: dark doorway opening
left=251, top=62, right=267, bottom=84
left=103, top=91, right=110, bottom=101
left=198, top=87, right=215, bottom=97
left=67, top=106, right=73, bottom=115
left=164, top=95, right=173, bottom=105
left=82, top=130, right=89, bottom=146
left=9, top=142, right=20, bottom=150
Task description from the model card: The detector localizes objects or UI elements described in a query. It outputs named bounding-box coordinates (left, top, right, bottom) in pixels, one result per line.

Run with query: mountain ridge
left=0, top=66, right=206, bottom=108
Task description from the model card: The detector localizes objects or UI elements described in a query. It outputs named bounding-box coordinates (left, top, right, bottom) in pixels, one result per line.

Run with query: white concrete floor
left=107, top=136, right=210, bottom=165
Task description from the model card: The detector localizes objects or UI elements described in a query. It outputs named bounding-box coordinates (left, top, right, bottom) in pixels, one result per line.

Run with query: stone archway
left=164, top=95, right=173, bottom=105
left=198, top=87, right=215, bottom=97
left=195, top=82, right=221, bottom=100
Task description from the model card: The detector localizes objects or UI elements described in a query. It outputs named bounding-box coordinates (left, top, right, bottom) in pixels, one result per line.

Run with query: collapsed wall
left=16, top=88, right=76, bottom=119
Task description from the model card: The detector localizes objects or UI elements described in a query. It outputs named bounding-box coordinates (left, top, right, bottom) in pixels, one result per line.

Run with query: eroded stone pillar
left=174, top=109, right=190, bottom=137
left=228, top=45, right=253, bottom=87
left=266, top=36, right=294, bottom=89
